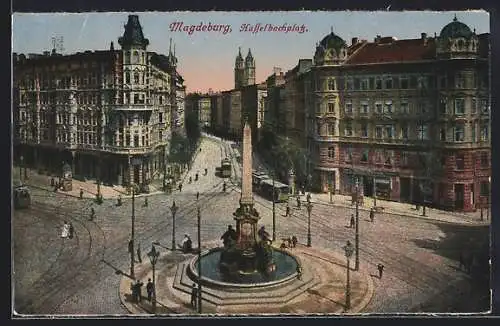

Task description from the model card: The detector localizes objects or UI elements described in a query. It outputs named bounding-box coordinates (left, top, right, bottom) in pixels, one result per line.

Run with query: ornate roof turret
left=439, top=15, right=474, bottom=39
left=245, top=48, right=254, bottom=62
left=118, top=15, right=150, bottom=49
left=314, top=28, right=348, bottom=66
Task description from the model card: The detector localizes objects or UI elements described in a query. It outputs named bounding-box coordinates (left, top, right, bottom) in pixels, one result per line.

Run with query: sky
left=12, top=11, right=489, bottom=93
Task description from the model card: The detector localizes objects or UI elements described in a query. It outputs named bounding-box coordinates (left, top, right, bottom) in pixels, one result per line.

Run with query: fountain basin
left=186, top=247, right=299, bottom=290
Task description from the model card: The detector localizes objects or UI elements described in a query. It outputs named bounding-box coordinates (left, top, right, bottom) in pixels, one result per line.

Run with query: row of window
left=325, top=147, right=490, bottom=169
left=123, top=51, right=147, bottom=65
left=318, top=97, right=489, bottom=116
left=317, top=121, right=489, bottom=142
left=318, top=72, right=488, bottom=92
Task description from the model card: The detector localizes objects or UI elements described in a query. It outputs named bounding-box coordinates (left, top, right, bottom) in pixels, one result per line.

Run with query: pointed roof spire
left=169, top=38, right=172, bottom=54
left=118, top=15, right=149, bottom=49
left=331, top=26, right=333, bottom=34
left=246, top=48, right=253, bottom=61
left=236, top=47, right=243, bottom=62
left=110, top=41, right=114, bottom=51
left=453, top=14, right=458, bottom=22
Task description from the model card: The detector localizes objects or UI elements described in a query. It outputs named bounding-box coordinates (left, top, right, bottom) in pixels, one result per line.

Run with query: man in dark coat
left=135, top=279, right=144, bottom=302
left=136, top=243, right=142, bottom=263
left=350, top=214, right=355, bottom=228
left=377, top=263, right=385, bottom=278
left=68, top=222, right=74, bottom=239
left=221, top=225, right=237, bottom=247
left=190, top=283, right=198, bottom=309
left=370, top=208, right=375, bottom=222
left=146, top=278, right=154, bottom=302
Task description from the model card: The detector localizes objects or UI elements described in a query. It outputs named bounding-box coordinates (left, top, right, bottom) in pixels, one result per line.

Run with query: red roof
left=346, top=38, right=436, bottom=65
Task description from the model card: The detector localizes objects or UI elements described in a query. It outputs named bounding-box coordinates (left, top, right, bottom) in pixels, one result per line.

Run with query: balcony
left=103, top=145, right=157, bottom=154
left=113, top=104, right=154, bottom=111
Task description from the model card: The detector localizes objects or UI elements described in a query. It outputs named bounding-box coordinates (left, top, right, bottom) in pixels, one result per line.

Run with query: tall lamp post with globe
left=343, top=240, right=354, bottom=311
left=170, top=201, right=178, bottom=250
left=147, top=244, right=160, bottom=313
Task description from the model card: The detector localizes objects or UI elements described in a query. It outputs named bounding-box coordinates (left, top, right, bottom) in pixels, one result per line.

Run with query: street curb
left=305, top=198, right=489, bottom=227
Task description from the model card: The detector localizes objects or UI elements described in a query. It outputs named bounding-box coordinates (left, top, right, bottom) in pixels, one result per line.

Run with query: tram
left=221, top=158, right=232, bottom=178
left=259, top=179, right=290, bottom=203
left=14, top=185, right=31, bottom=209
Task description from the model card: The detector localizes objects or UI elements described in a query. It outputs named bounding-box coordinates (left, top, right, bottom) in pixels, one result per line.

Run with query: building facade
left=13, top=15, right=182, bottom=189
left=300, top=17, right=490, bottom=212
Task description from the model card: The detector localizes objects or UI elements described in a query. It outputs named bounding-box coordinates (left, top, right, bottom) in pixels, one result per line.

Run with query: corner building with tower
left=302, top=18, right=490, bottom=212
left=13, top=15, right=185, bottom=189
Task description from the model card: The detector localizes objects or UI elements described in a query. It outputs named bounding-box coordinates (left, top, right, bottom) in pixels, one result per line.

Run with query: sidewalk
left=303, top=192, right=489, bottom=226
left=12, top=140, right=203, bottom=201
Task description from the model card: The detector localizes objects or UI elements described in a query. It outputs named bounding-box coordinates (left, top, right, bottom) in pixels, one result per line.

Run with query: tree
left=185, top=111, right=201, bottom=147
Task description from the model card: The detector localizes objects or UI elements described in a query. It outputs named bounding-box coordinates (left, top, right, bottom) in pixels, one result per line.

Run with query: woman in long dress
left=61, top=221, right=70, bottom=238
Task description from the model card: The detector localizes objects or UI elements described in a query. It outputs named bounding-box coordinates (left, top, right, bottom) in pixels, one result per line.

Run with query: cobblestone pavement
left=12, top=136, right=490, bottom=315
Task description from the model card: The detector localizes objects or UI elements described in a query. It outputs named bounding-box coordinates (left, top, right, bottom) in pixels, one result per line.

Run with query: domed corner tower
left=244, top=48, right=256, bottom=86
left=436, top=15, right=480, bottom=59
left=234, top=47, right=245, bottom=89
left=314, top=30, right=348, bottom=66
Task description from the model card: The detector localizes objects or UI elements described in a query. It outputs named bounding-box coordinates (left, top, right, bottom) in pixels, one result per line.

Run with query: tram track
left=14, top=177, right=229, bottom=314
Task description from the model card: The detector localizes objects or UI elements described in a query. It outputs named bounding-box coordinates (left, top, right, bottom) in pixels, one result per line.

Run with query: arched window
left=125, top=70, right=131, bottom=84
left=134, top=72, right=140, bottom=84
left=457, top=39, right=464, bottom=49
left=133, top=51, right=139, bottom=63
left=124, top=51, right=131, bottom=64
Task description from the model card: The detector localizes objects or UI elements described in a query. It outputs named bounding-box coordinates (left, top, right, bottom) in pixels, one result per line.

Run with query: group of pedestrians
left=130, top=279, right=153, bottom=303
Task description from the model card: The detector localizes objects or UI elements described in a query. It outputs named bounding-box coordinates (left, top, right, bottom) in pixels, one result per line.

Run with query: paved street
left=13, top=136, right=490, bottom=315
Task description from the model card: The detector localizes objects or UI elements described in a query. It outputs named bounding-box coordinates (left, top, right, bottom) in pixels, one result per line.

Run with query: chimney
left=351, top=37, right=359, bottom=45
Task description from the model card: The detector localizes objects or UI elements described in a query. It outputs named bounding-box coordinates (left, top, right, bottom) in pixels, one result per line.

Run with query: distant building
left=13, top=15, right=182, bottom=189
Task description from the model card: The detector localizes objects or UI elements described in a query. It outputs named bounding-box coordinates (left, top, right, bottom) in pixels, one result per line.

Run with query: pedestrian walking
left=146, top=278, right=154, bottom=302
left=191, top=283, right=198, bottom=309
left=136, top=243, right=142, bottom=263
left=130, top=281, right=138, bottom=303
left=223, top=182, right=226, bottom=193
left=189, top=176, right=192, bottom=184
left=135, top=279, right=144, bottom=302
left=143, top=197, right=148, bottom=207
left=90, top=207, right=95, bottom=221
left=350, top=214, right=355, bottom=228
left=459, top=251, right=465, bottom=270
left=61, top=221, right=70, bottom=238
left=370, top=208, right=375, bottom=222
left=297, top=197, right=301, bottom=209
left=196, top=192, right=200, bottom=200
left=204, top=168, right=208, bottom=175
left=291, top=235, right=298, bottom=248
left=117, top=195, right=122, bottom=206
left=377, top=263, right=384, bottom=278
left=79, top=188, right=84, bottom=199
left=195, top=172, right=199, bottom=181
left=306, top=193, right=311, bottom=203
left=296, top=266, right=303, bottom=280
left=178, top=183, right=183, bottom=192
left=68, top=222, right=74, bottom=239
left=285, top=205, right=290, bottom=217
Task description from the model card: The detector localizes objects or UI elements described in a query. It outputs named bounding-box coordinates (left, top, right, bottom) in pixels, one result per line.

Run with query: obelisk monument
left=240, top=120, right=253, bottom=205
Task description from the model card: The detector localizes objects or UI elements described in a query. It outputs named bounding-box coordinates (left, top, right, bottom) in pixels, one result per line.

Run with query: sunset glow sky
left=13, top=11, right=489, bottom=93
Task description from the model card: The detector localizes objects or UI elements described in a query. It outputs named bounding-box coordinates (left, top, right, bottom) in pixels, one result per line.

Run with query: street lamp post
left=272, top=171, right=276, bottom=242
left=170, top=201, right=178, bottom=250
left=355, top=178, right=360, bottom=271
left=343, top=240, right=354, bottom=311
left=147, top=244, right=160, bottom=313
left=197, top=206, right=202, bottom=313
left=129, top=184, right=136, bottom=279
left=20, top=155, right=24, bottom=184
left=306, top=202, right=313, bottom=247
